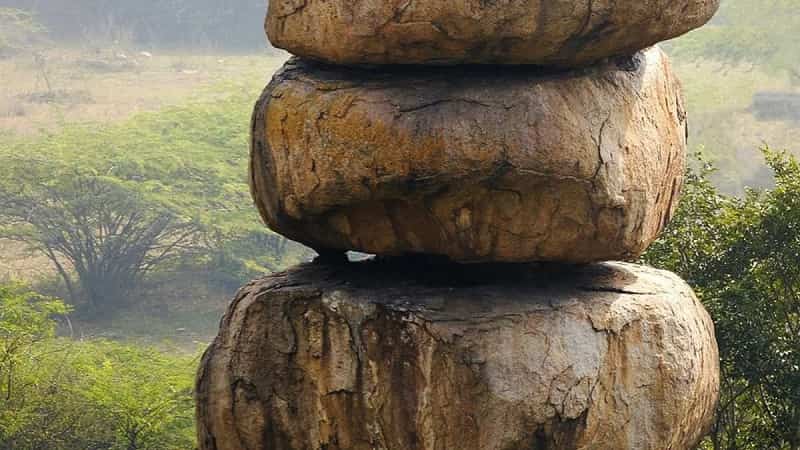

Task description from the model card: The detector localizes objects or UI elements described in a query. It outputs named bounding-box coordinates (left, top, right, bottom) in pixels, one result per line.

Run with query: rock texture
left=196, top=259, right=720, bottom=450
left=266, top=0, right=719, bottom=66
left=251, top=47, right=687, bottom=263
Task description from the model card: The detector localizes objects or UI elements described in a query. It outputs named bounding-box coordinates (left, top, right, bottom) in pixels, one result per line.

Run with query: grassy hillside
left=0, top=46, right=286, bottom=135
left=665, top=0, right=800, bottom=192
left=0, top=41, right=309, bottom=345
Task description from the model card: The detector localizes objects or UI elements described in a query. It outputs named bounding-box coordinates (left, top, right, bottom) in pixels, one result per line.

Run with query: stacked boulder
left=196, top=2, right=722, bottom=449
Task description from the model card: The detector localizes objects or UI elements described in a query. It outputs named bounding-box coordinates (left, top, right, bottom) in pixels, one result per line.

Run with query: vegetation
left=668, top=0, right=800, bottom=83
left=0, top=284, right=196, bottom=450
left=0, top=168, right=203, bottom=313
left=0, top=83, right=311, bottom=315
left=645, top=150, right=800, bottom=449
left=0, top=63, right=285, bottom=447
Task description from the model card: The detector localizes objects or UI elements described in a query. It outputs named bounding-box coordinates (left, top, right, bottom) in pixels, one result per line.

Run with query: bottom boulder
left=196, top=259, right=719, bottom=450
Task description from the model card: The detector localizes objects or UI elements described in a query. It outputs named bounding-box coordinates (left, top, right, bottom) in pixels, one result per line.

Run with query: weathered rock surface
left=251, top=47, right=687, bottom=263
left=196, top=259, right=720, bottom=450
left=266, top=0, right=719, bottom=66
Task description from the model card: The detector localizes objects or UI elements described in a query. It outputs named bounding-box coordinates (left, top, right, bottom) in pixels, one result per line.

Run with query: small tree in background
left=0, top=164, right=203, bottom=315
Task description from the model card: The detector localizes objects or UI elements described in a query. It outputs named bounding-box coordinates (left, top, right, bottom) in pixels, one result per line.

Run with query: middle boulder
left=251, top=47, right=686, bottom=263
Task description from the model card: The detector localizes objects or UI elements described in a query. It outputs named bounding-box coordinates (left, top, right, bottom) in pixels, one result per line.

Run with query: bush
left=645, top=149, right=800, bottom=449
left=0, top=283, right=197, bottom=450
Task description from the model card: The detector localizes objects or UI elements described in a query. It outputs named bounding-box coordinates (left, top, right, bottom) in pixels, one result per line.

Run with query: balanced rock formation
left=198, top=1, right=723, bottom=449
left=196, top=259, right=720, bottom=450
left=251, top=47, right=686, bottom=263
left=267, top=0, right=720, bottom=66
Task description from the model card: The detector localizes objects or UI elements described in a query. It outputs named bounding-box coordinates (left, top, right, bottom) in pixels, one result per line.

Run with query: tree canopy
left=0, top=83, right=311, bottom=313
left=645, top=149, right=800, bottom=449
left=0, top=166, right=203, bottom=312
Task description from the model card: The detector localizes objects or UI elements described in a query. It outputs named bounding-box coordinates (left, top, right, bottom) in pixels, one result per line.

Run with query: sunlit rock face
left=250, top=47, right=687, bottom=263
left=266, top=0, right=719, bottom=66
left=196, top=260, right=720, bottom=450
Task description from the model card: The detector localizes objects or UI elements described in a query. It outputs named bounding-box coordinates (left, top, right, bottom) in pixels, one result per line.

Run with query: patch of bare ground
left=0, top=45, right=287, bottom=136
left=0, top=239, right=53, bottom=282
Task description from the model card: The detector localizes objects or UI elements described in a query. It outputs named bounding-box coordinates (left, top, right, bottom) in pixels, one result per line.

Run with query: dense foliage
left=645, top=150, right=800, bottom=449
left=0, top=284, right=197, bottom=450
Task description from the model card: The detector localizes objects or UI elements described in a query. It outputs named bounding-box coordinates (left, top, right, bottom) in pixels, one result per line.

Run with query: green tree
left=645, top=149, right=800, bottom=449
left=0, top=284, right=98, bottom=450
left=0, top=283, right=68, bottom=422
left=0, top=166, right=203, bottom=314
left=0, top=86, right=312, bottom=311
left=73, top=341, right=197, bottom=450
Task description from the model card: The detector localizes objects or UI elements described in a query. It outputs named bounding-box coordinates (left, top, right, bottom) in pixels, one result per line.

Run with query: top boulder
left=266, top=0, right=719, bottom=66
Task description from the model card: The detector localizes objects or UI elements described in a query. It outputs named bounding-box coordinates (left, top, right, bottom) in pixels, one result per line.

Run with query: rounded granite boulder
left=251, top=47, right=687, bottom=263
left=196, top=259, right=720, bottom=450
left=266, top=0, right=719, bottom=66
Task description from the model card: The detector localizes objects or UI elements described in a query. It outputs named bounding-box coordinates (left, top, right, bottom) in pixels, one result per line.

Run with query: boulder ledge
left=266, top=0, right=720, bottom=66
left=196, top=259, right=719, bottom=450
left=251, top=48, right=687, bottom=263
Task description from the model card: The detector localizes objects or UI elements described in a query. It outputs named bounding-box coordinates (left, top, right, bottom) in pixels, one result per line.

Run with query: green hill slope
left=667, top=0, right=800, bottom=192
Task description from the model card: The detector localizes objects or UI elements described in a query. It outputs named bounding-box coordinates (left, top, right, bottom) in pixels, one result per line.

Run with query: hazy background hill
left=663, top=0, right=800, bottom=192
left=1, top=0, right=267, bottom=49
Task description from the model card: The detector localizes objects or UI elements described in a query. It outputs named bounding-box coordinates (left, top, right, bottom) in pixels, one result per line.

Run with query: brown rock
left=196, top=260, right=720, bottom=450
left=266, top=0, right=719, bottom=66
left=250, top=47, right=687, bottom=263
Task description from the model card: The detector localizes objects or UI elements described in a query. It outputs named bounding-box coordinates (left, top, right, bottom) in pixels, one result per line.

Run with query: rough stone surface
left=196, top=259, right=720, bottom=450
left=266, top=0, right=719, bottom=66
left=250, top=47, right=687, bottom=263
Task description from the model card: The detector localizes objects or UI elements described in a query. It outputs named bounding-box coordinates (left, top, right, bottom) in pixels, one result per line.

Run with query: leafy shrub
left=645, top=149, right=800, bottom=449
left=0, top=283, right=197, bottom=450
